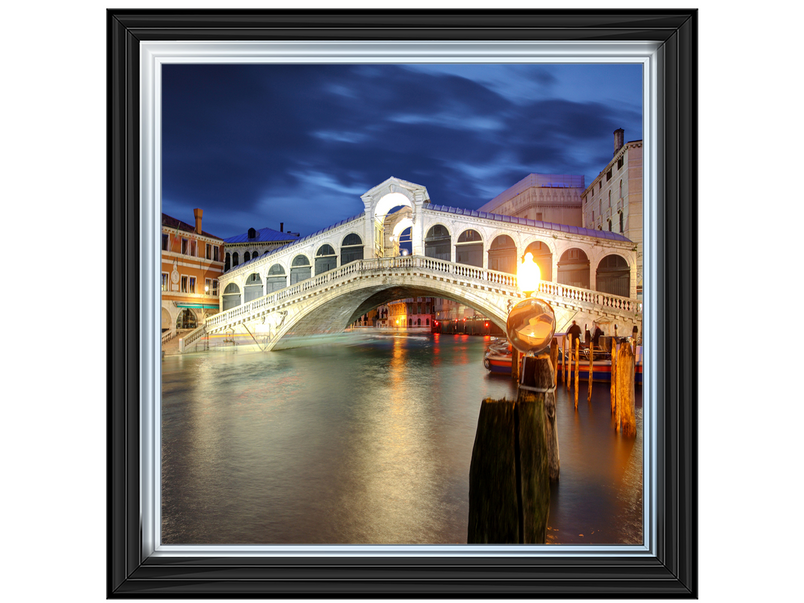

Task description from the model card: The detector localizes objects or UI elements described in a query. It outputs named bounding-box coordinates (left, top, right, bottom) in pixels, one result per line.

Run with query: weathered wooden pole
left=550, top=339, right=559, bottom=388
left=574, top=338, right=580, bottom=408
left=610, top=340, right=618, bottom=414
left=616, top=344, right=637, bottom=437
left=588, top=342, right=594, bottom=402
left=562, top=336, right=567, bottom=386
left=467, top=354, right=552, bottom=543
left=511, top=350, right=520, bottom=381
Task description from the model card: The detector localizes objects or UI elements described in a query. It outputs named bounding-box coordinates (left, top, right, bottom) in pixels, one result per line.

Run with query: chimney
left=613, top=128, right=624, bottom=156
left=193, top=208, right=203, bottom=234
left=280, top=222, right=284, bottom=232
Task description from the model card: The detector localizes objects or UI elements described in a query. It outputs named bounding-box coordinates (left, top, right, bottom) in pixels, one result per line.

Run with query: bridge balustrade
left=198, top=255, right=636, bottom=340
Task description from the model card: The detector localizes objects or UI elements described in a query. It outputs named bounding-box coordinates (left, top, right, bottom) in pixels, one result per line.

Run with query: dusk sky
left=162, top=63, right=642, bottom=240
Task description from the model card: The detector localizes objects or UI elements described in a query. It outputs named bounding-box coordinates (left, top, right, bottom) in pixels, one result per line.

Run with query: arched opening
left=161, top=307, right=171, bottom=332
left=557, top=248, right=590, bottom=289
left=424, top=225, right=451, bottom=260
left=290, top=255, right=311, bottom=285
left=315, top=244, right=338, bottom=275
left=222, top=283, right=241, bottom=311
left=176, top=308, right=197, bottom=330
left=340, top=233, right=364, bottom=265
left=244, top=273, right=263, bottom=302
left=266, top=264, right=287, bottom=293
left=232, top=252, right=240, bottom=267
left=455, top=229, right=483, bottom=267
left=488, top=234, right=517, bottom=274
left=225, top=252, right=231, bottom=271
left=244, top=251, right=251, bottom=262
left=524, top=241, right=552, bottom=282
left=596, top=254, right=630, bottom=297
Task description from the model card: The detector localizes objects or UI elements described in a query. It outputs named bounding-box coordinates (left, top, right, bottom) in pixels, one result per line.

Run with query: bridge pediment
left=361, top=177, right=430, bottom=214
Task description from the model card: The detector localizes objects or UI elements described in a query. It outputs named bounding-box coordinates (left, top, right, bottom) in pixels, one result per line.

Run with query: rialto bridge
left=177, top=177, right=641, bottom=352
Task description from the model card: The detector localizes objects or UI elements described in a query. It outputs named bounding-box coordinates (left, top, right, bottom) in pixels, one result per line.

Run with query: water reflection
left=162, top=334, right=641, bottom=545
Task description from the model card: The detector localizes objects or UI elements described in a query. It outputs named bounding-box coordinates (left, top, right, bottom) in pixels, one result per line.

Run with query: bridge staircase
left=176, top=256, right=642, bottom=353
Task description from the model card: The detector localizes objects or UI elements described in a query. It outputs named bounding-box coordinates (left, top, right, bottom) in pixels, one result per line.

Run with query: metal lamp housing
left=506, top=297, right=556, bottom=356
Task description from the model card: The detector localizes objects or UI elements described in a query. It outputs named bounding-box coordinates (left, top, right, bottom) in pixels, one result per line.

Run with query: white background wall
left=3, top=2, right=801, bottom=601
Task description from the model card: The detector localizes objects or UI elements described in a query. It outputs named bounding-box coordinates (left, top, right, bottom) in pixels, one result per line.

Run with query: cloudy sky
left=162, top=63, right=642, bottom=240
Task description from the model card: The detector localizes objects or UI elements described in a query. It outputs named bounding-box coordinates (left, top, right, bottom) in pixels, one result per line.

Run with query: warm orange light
left=518, top=252, right=541, bottom=296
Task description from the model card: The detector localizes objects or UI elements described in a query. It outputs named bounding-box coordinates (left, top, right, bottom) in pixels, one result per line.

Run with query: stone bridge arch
left=270, top=275, right=511, bottom=350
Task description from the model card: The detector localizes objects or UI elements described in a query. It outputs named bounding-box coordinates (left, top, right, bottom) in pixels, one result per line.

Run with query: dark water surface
left=161, top=333, right=642, bottom=545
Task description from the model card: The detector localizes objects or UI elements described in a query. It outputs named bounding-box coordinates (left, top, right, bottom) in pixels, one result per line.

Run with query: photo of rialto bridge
left=175, top=177, right=641, bottom=353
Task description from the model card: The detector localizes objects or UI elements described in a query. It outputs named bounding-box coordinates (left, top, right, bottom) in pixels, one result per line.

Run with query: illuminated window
left=161, top=273, right=168, bottom=291
left=188, top=277, right=196, bottom=293
left=180, top=276, right=188, bottom=292
left=212, top=280, right=219, bottom=296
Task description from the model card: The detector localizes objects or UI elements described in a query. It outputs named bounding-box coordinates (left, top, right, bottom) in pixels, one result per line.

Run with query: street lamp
left=507, top=253, right=556, bottom=358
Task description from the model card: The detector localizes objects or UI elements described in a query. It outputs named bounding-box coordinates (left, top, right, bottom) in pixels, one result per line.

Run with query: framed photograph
left=108, top=9, right=697, bottom=597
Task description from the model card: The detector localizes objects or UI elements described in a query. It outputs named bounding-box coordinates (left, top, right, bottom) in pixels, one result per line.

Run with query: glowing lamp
left=517, top=252, right=541, bottom=297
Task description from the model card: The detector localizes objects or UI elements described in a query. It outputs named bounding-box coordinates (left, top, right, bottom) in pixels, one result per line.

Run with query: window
left=189, top=240, right=197, bottom=256
left=205, top=243, right=211, bottom=259
left=212, top=280, right=219, bottom=296
left=214, top=246, right=220, bottom=262
left=244, top=251, right=251, bottom=262
left=161, top=273, right=168, bottom=291
left=232, top=252, right=239, bottom=267
left=592, top=210, right=595, bottom=221
left=619, top=180, right=623, bottom=198
left=608, top=219, right=612, bottom=231
left=181, top=238, right=188, bottom=254
left=162, top=234, right=169, bottom=251
left=619, top=211, right=624, bottom=233
left=181, top=275, right=188, bottom=292
left=606, top=169, right=612, bottom=181
left=608, top=191, right=612, bottom=207
left=189, top=277, right=196, bottom=293
left=205, top=278, right=211, bottom=295
left=617, top=156, right=624, bottom=170
left=536, top=212, right=543, bottom=221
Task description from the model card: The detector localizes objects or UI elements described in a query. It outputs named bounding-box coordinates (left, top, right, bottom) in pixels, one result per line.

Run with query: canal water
left=161, top=333, right=642, bottom=546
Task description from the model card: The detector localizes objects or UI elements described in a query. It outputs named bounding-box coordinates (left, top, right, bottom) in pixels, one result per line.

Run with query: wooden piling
left=550, top=339, right=559, bottom=388
left=610, top=340, right=618, bottom=414
left=574, top=338, right=580, bottom=408
left=467, top=355, right=553, bottom=543
left=588, top=342, right=594, bottom=402
left=616, top=344, right=637, bottom=437
left=511, top=350, right=520, bottom=381
left=561, top=336, right=567, bottom=386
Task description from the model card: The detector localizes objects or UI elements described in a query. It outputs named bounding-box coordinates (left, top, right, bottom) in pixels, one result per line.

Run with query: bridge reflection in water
left=161, top=333, right=641, bottom=546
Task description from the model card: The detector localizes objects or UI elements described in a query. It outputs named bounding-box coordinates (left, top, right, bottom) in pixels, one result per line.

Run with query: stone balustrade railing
left=203, top=255, right=638, bottom=331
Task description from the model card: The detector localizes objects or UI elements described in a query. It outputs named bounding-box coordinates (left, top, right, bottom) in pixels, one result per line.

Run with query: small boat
left=483, top=338, right=643, bottom=383
left=483, top=338, right=513, bottom=374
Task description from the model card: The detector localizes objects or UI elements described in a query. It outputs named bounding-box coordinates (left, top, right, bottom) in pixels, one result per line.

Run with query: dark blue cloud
left=162, top=63, right=642, bottom=239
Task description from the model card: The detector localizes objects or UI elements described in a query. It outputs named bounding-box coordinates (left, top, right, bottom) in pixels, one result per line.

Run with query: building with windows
left=223, top=224, right=300, bottom=271
left=161, top=209, right=225, bottom=336
left=581, top=129, right=643, bottom=298
left=388, top=297, right=435, bottom=330
left=476, top=173, right=585, bottom=226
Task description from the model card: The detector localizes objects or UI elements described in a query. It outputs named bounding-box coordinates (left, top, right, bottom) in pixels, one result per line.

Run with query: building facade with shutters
left=581, top=129, right=643, bottom=298
left=161, top=209, right=225, bottom=335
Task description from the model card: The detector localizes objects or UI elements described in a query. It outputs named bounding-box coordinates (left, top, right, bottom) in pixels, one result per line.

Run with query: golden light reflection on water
left=161, top=335, right=642, bottom=546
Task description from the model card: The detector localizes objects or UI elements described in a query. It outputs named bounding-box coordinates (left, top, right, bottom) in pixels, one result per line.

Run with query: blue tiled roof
left=225, top=227, right=300, bottom=244
left=426, top=204, right=632, bottom=242
left=223, top=213, right=364, bottom=275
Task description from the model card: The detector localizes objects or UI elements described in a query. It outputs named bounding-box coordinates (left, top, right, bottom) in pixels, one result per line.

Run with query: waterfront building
left=581, top=129, right=643, bottom=298
left=388, top=298, right=435, bottom=330
left=476, top=173, right=585, bottom=227
left=161, top=209, right=225, bottom=336
left=223, top=224, right=300, bottom=271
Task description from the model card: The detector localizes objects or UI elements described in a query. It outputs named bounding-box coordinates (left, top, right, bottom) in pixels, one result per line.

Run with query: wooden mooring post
left=468, top=355, right=554, bottom=543
left=574, top=338, right=580, bottom=408
left=615, top=344, right=637, bottom=437
left=587, top=343, right=594, bottom=402
left=610, top=340, right=618, bottom=414
left=550, top=339, right=559, bottom=387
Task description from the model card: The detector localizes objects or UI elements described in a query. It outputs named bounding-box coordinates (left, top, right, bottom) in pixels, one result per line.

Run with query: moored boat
left=483, top=338, right=642, bottom=383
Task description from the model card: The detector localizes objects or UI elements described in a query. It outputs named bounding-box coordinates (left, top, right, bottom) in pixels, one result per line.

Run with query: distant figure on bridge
left=584, top=324, right=592, bottom=345
left=592, top=323, right=604, bottom=347
left=567, top=321, right=582, bottom=347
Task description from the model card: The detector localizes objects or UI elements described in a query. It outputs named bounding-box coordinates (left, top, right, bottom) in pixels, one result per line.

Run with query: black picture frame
left=108, top=9, right=697, bottom=597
